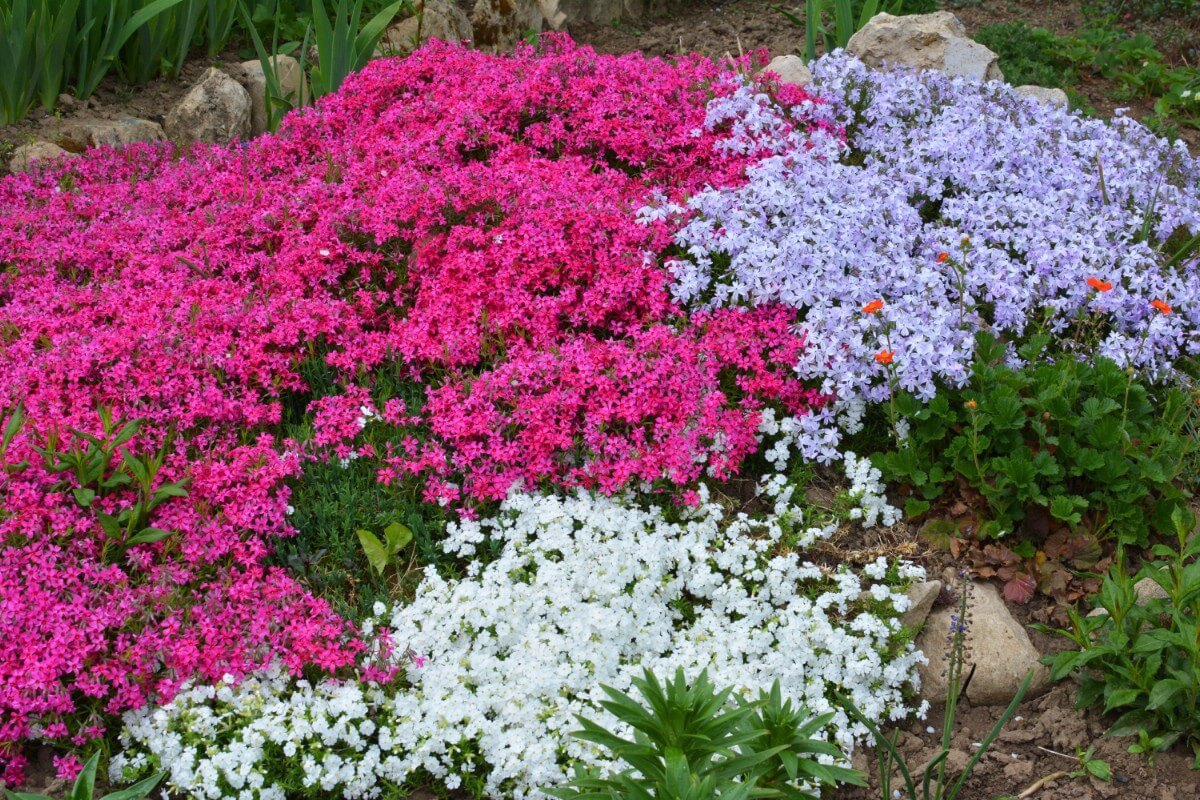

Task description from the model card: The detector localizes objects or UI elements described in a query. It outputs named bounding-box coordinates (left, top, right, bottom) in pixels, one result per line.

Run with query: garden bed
left=2, top=3, right=1200, bottom=800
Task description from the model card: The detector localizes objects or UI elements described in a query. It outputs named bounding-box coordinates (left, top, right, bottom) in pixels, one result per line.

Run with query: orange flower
left=862, top=299, right=884, bottom=314
left=1086, top=277, right=1113, bottom=292
left=875, top=349, right=895, bottom=364
left=965, top=400, right=978, bottom=409
left=936, top=252, right=950, bottom=263
left=1151, top=299, right=1172, bottom=315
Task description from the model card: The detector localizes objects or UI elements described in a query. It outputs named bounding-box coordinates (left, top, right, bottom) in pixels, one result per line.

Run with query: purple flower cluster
left=658, top=53, right=1200, bottom=418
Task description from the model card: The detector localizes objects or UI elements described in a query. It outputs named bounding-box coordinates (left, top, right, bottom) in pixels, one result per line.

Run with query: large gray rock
left=1015, top=85, right=1069, bottom=107
left=762, top=54, right=813, bottom=87
left=846, top=12, right=1003, bottom=83
left=470, top=0, right=543, bottom=52
left=164, top=67, right=252, bottom=147
left=916, top=581, right=1047, bottom=705
left=8, top=142, right=70, bottom=173
left=382, top=0, right=474, bottom=54
left=233, top=56, right=305, bottom=135
left=58, top=118, right=165, bottom=151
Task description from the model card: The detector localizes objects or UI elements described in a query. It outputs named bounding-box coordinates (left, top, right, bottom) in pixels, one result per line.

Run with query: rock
left=916, top=581, right=1047, bottom=706
left=164, top=67, right=252, bottom=147
left=8, top=142, right=70, bottom=173
left=901, top=580, right=943, bottom=632
left=233, top=56, right=305, bottom=135
left=762, top=55, right=813, bottom=87
left=1134, top=576, right=1169, bottom=604
left=57, top=118, right=165, bottom=151
left=381, top=0, right=474, bottom=54
left=539, top=0, right=566, bottom=30
left=1015, top=85, right=1069, bottom=107
left=846, top=12, right=1004, bottom=83
left=470, top=0, right=543, bottom=52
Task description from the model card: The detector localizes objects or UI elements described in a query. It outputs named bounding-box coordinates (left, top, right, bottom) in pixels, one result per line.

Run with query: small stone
left=8, top=142, right=70, bottom=173
left=470, top=0, right=544, bottom=52
left=58, top=118, right=165, bottom=151
left=762, top=54, right=813, bottom=87
left=164, top=67, right=252, bottom=147
left=916, top=581, right=1048, bottom=705
left=1134, top=576, right=1168, bottom=604
left=381, top=0, right=474, bottom=55
left=846, top=12, right=1003, bottom=82
left=1015, top=85, right=1069, bottom=107
left=233, top=56, right=305, bottom=135
left=901, top=580, right=943, bottom=632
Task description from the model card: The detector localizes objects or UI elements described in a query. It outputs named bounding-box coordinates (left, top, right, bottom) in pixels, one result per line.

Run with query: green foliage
left=4, top=752, right=163, bottom=800
left=239, top=0, right=306, bottom=131
left=271, top=360, right=450, bottom=618
left=356, top=520, right=412, bottom=575
left=840, top=579, right=1035, bottom=800
left=306, top=0, right=407, bottom=98
left=203, top=0, right=242, bottom=54
left=871, top=333, right=1197, bottom=547
left=1071, top=746, right=1111, bottom=783
left=0, top=0, right=406, bottom=125
left=1038, top=506, right=1200, bottom=769
left=0, top=0, right=195, bottom=122
left=119, top=0, right=206, bottom=83
left=27, top=409, right=190, bottom=560
left=974, top=22, right=1077, bottom=91
left=547, top=669, right=864, bottom=800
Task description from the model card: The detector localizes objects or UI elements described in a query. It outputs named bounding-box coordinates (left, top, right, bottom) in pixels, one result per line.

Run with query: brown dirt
left=0, top=52, right=232, bottom=157
left=844, top=683, right=1200, bottom=800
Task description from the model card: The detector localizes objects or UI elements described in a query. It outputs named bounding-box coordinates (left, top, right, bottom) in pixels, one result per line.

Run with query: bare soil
left=843, top=683, right=1200, bottom=800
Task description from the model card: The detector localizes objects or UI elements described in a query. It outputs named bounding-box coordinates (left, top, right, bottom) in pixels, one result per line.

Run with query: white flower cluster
left=111, top=668, right=391, bottom=800
left=113, top=483, right=923, bottom=800
left=842, top=451, right=902, bottom=529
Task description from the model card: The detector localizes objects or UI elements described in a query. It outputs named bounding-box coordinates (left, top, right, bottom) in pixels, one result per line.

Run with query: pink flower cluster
left=0, top=37, right=823, bottom=782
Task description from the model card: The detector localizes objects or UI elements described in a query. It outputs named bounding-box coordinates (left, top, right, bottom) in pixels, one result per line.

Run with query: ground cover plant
left=2, top=24, right=1200, bottom=800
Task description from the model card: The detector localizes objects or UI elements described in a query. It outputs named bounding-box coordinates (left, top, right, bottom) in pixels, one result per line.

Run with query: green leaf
left=357, top=528, right=390, bottom=574
left=1085, top=758, right=1111, bottom=782
left=1147, top=679, right=1187, bottom=710
left=72, top=753, right=100, bottom=800
left=1049, top=494, right=1082, bottom=525
left=1104, top=687, right=1141, bottom=712
left=151, top=483, right=189, bottom=504
left=96, top=512, right=122, bottom=539
left=73, top=487, right=96, bottom=508
left=99, top=772, right=165, bottom=800
left=904, top=497, right=931, bottom=518
left=125, top=527, right=174, bottom=547
left=5, top=792, right=51, bottom=800
left=383, top=521, right=413, bottom=553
